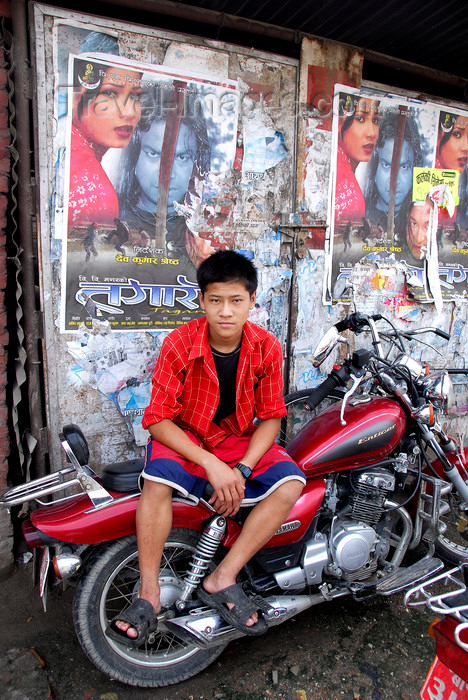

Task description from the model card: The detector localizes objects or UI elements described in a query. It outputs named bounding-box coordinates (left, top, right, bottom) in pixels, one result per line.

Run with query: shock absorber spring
left=176, top=516, right=226, bottom=609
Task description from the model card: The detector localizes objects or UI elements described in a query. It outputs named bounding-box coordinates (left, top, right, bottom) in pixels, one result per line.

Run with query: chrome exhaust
left=164, top=593, right=327, bottom=648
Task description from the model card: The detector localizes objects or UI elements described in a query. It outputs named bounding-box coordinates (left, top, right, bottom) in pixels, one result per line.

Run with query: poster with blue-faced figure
left=57, top=29, right=238, bottom=331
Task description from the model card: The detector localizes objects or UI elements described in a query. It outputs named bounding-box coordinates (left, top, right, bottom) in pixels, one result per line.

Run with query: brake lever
left=340, top=372, right=365, bottom=426
left=380, top=331, right=445, bottom=358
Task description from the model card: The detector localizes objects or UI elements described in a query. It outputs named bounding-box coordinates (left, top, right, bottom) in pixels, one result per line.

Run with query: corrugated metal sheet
left=171, top=0, right=468, bottom=82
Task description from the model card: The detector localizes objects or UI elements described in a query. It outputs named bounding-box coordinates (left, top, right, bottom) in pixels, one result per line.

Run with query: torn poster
left=324, top=85, right=468, bottom=305
left=60, top=51, right=238, bottom=331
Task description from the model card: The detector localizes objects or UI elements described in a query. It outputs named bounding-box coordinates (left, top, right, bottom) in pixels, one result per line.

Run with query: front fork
left=419, top=425, right=468, bottom=537
left=420, top=425, right=468, bottom=503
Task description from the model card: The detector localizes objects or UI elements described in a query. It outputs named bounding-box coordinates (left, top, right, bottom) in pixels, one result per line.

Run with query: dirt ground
left=0, top=557, right=439, bottom=700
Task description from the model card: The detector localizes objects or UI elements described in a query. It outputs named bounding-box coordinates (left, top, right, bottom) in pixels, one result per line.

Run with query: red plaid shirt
left=142, top=317, right=287, bottom=446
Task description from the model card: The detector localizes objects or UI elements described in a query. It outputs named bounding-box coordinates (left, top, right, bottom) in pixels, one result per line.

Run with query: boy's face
left=199, top=281, right=256, bottom=349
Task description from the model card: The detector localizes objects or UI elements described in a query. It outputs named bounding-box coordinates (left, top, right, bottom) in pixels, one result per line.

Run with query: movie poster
left=325, top=85, right=468, bottom=305
left=59, top=46, right=238, bottom=331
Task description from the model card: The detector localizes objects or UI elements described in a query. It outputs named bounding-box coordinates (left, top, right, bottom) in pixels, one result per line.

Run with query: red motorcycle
left=405, top=564, right=468, bottom=699
left=2, top=312, right=468, bottom=688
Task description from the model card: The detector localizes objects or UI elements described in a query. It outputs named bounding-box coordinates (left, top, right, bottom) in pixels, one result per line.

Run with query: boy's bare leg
left=114, top=480, right=173, bottom=638
left=203, top=480, right=303, bottom=625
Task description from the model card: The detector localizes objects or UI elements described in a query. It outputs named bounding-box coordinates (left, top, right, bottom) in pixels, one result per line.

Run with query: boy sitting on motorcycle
left=107, top=249, right=305, bottom=644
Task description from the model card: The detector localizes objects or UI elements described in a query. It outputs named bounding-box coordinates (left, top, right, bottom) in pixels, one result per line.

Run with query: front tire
left=435, top=490, right=468, bottom=564
left=73, top=530, right=227, bottom=688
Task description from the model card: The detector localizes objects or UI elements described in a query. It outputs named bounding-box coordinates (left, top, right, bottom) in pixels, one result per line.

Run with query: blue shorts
left=142, top=431, right=306, bottom=506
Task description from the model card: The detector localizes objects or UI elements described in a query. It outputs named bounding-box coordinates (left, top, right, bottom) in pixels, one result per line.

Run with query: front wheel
left=435, top=489, right=468, bottom=564
left=73, top=530, right=227, bottom=688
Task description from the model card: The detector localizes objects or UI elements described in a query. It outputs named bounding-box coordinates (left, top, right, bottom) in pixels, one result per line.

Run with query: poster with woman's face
left=59, top=37, right=238, bottom=332
left=326, top=85, right=468, bottom=304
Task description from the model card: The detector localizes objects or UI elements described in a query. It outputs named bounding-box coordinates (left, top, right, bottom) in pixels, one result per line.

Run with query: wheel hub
left=159, top=571, right=185, bottom=608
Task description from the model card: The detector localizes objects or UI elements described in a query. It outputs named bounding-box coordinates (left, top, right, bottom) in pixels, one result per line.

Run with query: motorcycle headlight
left=421, top=371, right=453, bottom=413
left=395, top=354, right=424, bottom=380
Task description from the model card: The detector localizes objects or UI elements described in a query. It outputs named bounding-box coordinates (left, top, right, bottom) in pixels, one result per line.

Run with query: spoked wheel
left=435, top=489, right=468, bottom=565
left=73, top=530, right=227, bottom=688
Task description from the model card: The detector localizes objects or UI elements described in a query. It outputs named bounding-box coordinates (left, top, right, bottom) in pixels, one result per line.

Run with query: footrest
left=376, top=557, right=444, bottom=596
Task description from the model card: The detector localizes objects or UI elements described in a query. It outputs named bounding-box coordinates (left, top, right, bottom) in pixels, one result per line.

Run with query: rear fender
left=29, top=492, right=213, bottom=545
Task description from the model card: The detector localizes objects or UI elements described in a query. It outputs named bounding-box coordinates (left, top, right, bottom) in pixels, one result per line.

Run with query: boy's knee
left=140, top=479, right=173, bottom=503
left=277, top=478, right=304, bottom=504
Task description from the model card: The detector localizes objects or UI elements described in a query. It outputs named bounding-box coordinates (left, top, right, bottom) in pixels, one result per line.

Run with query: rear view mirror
left=312, top=327, right=339, bottom=368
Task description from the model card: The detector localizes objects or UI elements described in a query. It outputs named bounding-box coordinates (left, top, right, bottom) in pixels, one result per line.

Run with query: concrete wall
left=32, top=8, right=300, bottom=470
left=31, top=9, right=468, bottom=476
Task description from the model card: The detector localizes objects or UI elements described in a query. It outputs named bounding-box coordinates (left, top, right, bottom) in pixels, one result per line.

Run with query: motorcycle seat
left=101, top=458, right=144, bottom=493
left=100, top=461, right=252, bottom=520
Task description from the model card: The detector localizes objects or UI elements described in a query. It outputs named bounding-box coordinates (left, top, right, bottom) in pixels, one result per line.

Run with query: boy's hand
left=204, top=459, right=245, bottom=516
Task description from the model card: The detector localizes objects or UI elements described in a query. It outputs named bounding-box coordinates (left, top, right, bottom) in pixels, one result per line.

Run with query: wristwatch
left=234, top=462, right=252, bottom=479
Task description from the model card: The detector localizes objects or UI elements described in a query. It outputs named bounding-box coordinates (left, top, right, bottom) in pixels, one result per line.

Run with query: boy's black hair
left=197, top=250, right=258, bottom=296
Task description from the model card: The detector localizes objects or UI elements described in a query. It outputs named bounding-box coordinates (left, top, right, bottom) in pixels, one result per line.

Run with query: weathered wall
left=8, top=4, right=462, bottom=490
left=0, top=0, right=12, bottom=577
left=29, top=8, right=468, bottom=480
left=32, top=7, right=299, bottom=471
left=291, top=37, right=468, bottom=439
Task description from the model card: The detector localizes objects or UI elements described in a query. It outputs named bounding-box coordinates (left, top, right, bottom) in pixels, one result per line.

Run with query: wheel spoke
left=98, top=538, right=208, bottom=665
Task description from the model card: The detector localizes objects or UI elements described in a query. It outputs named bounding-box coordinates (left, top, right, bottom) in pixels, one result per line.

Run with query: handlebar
left=390, top=327, right=450, bottom=341
left=305, top=371, right=344, bottom=412
left=334, top=313, right=451, bottom=351
left=304, top=355, right=369, bottom=412
left=334, top=312, right=369, bottom=334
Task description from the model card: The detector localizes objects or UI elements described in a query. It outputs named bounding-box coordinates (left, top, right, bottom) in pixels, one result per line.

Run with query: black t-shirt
left=211, top=345, right=241, bottom=425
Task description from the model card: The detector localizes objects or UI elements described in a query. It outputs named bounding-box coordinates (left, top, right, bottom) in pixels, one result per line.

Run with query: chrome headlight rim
left=422, top=371, right=453, bottom=413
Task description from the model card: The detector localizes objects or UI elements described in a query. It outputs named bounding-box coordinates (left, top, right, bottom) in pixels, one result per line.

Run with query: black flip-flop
left=106, top=598, right=158, bottom=647
left=198, top=583, right=270, bottom=636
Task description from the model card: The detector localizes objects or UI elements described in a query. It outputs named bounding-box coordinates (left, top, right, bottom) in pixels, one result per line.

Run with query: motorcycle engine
left=349, top=468, right=395, bottom=524
left=326, top=468, right=396, bottom=582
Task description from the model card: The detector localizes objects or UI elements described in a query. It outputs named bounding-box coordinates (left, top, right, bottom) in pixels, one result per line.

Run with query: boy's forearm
left=148, top=419, right=215, bottom=471
left=241, top=417, right=281, bottom=469
left=148, top=419, right=245, bottom=513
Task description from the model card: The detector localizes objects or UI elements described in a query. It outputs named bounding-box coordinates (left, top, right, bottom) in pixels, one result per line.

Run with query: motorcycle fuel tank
left=287, top=397, right=406, bottom=478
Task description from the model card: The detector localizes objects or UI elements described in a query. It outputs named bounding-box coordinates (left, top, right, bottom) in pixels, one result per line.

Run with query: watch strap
left=234, top=462, right=252, bottom=479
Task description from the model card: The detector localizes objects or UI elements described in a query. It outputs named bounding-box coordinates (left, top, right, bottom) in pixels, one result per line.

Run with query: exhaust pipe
left=164, top=593, right=326, bottom=648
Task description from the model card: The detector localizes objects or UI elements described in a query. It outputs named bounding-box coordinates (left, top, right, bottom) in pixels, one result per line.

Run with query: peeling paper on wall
left=302, top=122, right=332, bottom=218
left=293, top=255, right=334, bottom=356
left=241, top=92, right=288, bottom=179
left=67, top=321, right=165, bottom=445
left=242, top=129, right=287, bottom=176
left=253, top=268, right=292, bottom=347
left=256, top=228, right=281, bottom=266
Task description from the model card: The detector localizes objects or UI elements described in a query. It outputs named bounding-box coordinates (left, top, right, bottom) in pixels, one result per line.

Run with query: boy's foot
left=106, top=598, right=159, bottom=646
left=198, top=583, right=269, bottom=636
